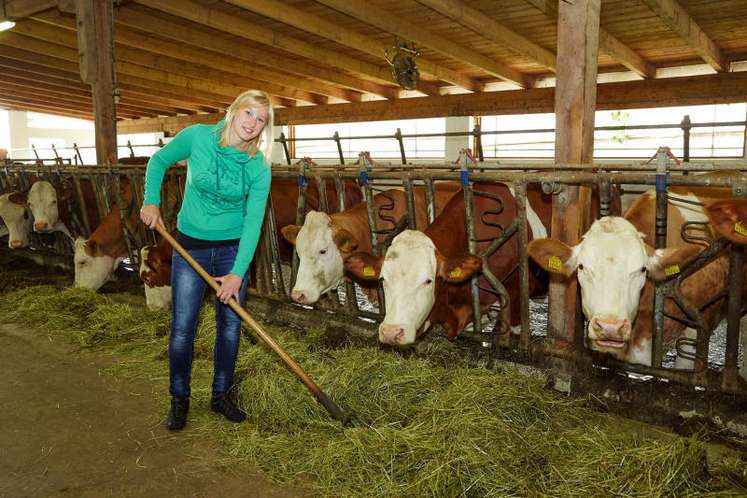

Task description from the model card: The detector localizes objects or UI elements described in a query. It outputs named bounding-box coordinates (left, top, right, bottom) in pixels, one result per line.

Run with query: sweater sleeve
left=230, top=158, right=272, bottom=277
left=143, top=125, right=198, bottom=205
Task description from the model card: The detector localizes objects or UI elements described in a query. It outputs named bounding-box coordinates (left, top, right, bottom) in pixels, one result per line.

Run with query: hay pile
left=1, top=283, right=745, bottom=497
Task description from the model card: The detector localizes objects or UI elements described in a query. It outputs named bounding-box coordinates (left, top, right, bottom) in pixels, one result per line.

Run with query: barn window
left=293, top=118, right=446, bottom=160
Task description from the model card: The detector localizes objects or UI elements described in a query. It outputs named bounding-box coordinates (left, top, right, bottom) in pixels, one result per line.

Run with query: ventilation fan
left=385, top=43, right=420, bottom=90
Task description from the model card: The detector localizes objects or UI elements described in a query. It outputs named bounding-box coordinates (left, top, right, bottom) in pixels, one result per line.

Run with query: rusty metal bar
left=333, top=131, right=345, bottom=165
left=458, top=149, right=483, bottom=343
left=71, top=174, right=91, bottom=237
left=395, top=128, right=406, bottom=165
left=652, top=148, right=669, bottom=368
left=598, top=178, right=611, bottom=218
left=359, top=152, right=385, bottom=313
left=722, top=243, right=744, bottom=390
left=402, top=173, right=416, bottom=229
left=290, top=158, right=310, bottom=287
left=514, top=182, right=531, bottom=352
left=424, top=174, right=436, bottom=224
left=265, top=192, right=287, bottom=297
left=278, top=132, right=291, bottom=165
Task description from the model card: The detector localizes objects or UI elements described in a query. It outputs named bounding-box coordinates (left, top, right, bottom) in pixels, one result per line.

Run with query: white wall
left=9, top=111, right=96, bottom=163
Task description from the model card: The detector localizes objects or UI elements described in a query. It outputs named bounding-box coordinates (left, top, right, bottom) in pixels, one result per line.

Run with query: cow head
left=282, top=211, right=359, bottom=304
left=140, top=245, right=173, bottom=310
left=345, top=230, right=481, bottom=346
left=27, top=181, right=70, bottom=233
left=527, top=217, right=698, bottom=359
left=74, top=237, right=122, bottom=290
left=0, top=193, right=32, bottom=249
left=704, top=198, right=747, bottom=245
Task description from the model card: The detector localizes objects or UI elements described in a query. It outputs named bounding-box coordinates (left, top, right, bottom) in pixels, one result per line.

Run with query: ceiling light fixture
left=0, top=21, right=16, bottom=32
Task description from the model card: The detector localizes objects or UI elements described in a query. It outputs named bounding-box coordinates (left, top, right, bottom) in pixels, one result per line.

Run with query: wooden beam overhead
left=415, top=0, right=556, bottom=72
left=113, top=6, right=398, bottom=100
left=315, top=0, right=532, bottom=88
left=638, top=0, right=726, bottom=72
left=34, top=9, right=364, bottom=103
left=11, top=19, right=328, bottom=105
left=117, top=71, right=747, bottom=132
left=0, top=48, right=227, bottom=111
left=0, top=0, right=56, bottom=19
left=0, top=99, right=96, bottom=120
left=523, top=0, right=655, bottom=78
left=224, top=0, right=481, bottom=92
left=132, top=0, right=429, bottom=95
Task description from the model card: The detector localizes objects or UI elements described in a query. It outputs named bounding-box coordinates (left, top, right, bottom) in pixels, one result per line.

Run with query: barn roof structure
left=1, top=0, right=747, bottom=133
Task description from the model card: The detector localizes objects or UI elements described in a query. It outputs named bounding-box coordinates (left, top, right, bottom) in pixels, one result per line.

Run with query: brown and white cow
left=343, top=183, right=552, bottom=345
left=139, top=235, right=173, bottom=310
left=24, top=177, right=100, bottom=237
left=0, top=192, right=33, bottom=249
left=527, top=172, right=747, bottom=368
left=281, top=183, right=462, bottom=305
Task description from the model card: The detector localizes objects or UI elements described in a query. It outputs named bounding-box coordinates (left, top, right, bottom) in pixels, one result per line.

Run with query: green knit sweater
left=143, top=121, right=271, bottom=277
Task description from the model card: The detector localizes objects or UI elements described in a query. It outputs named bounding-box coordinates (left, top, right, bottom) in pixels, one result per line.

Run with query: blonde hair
left=219, top=89, right=274, bottom=160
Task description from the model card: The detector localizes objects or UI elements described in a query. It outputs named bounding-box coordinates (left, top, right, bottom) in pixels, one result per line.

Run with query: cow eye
left=577, top=264, right=584, bottom=271
left=640, top=266, right=647, bottom=273
left=319, top=249, right=327, bottom=255
left=424, top=278, right=433, bottom=285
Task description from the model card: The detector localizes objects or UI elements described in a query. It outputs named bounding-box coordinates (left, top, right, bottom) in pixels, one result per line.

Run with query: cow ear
left=333, top=227, right=359, bottom=253
left=8, top=191, right=28, bottom=205
left=86, top=239, right=98, bottom=254
left=704, top=199, right=747, bottom=245
left=438, top=254, right=482, bottom=283
left=527, top=238, right=575, bottom=276
left=343, top=251, right=382, bottom=282
left=647, top=244, right=702, bottom=280
left=280, top=225, right=301, bottom=245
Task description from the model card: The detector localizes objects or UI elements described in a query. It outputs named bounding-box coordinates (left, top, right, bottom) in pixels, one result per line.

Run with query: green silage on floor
left=1, top=285, right=745, bottom=497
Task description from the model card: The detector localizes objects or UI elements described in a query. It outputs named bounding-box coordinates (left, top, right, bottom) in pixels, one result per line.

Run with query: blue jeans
left=169, top=244, right=249, bottom=399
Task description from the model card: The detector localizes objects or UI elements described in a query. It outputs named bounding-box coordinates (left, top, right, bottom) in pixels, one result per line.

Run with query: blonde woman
left=140, top=90, right=273, bottom=431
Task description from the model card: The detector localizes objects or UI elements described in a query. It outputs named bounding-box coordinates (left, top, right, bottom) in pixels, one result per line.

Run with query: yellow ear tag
left=363, top=265, right=375, bottom=277
left=548, top=255, right=562, bottom=272
left=664, top=264, right=680, bottom=277
left=449, top=267, right=462, bottom=279
left=735, top=221, right=747, bottom=236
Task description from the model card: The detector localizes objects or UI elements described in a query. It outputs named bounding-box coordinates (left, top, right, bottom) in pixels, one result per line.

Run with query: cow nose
left=291, top=290, right=308, bottom=304
left=591, top=317, right=629, bottom=338
left=379, top=324, right=405, bottom=345
left=9, top=240, right=24, bottom=249
left=34, top=221, right=48, bottom=232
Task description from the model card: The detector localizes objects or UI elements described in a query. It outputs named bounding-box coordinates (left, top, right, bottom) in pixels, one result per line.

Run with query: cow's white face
left=378, top=231, right=438, bottom=345
left=74, top=237, right=120, bottom=290
left=27, top=181, right=59, bottom=233
left=557, top=218, right=662, bottom=358
left=0, top=193, right=32, bottom=249
left=139, top=246, right=172, bottom=310
left=291, top=211, right=344, bottom=304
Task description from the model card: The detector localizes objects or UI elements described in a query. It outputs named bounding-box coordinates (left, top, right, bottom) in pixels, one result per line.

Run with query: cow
left=526, top=172, right=747, bottom=368
left=270, top=177, right=362, bottom=261
left=139, top=235, right=173, bottom=310
left=0, top=192, right=33, bottom=249
left=281, top=183, right=463, bottom=305
left=343, top=183, right=552, bottom=345
left=18, top=175, right=101, bottom=238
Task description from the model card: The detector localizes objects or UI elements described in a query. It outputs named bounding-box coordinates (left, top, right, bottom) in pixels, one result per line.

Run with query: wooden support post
left=548, top=0, right=600, bottom=369
left=74, top=0, right=117, bottom=166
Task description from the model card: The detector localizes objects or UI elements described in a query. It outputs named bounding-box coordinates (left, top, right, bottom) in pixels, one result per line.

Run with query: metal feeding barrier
left=1, top=152, right=746, bottom=413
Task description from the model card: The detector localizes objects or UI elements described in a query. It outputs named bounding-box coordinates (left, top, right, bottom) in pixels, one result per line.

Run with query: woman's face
left=231, top=106, right=269, bottom=145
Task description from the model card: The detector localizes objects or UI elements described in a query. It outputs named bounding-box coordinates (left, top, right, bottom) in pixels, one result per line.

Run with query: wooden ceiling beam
left=415, top=0, right=556, bottom=72
left=11, top=19, right=327, bottom=105
left=224, top=0, right=480, bottom=92
left=0, top=95, right=142, bottom=120
left=638, top=0, right=726, bottom=72
left=117, top=71, right=747, bottom=132
left=315, top=0, right=531, bottom=88
left=115, top=6, right=397, bottom=100
left=0, top=0, right=56, bottom=19
left=0, top=52, right=223, bottom=112
left=0, top=99, right=95, bottom=120
left=132, top=0, right=438, bottom=96
left=523, top=0, right=655, bottom=78
left=34, top=9, right=363, bottom=103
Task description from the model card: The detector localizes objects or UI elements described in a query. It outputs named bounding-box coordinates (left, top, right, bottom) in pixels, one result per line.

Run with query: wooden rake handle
left=154, top=225, right=347, bottom=423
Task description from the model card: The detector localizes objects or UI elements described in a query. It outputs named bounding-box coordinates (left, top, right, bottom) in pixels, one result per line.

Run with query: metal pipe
left=722, top=243, right=744, bottom=390
left=333, top=131, right=345, bottom=165
left=359, top=152, right=385, bottom=313
left=402, top=173, right=416, bottom=229
left=459, top=149, right=483, bottom=343
left=652, top=148, right=669, bottom=367
left=395, top=128, right=407, bottom=164
left=290, top=158, right=310, bottom=287
left=513, top=182, right=531, bottom=351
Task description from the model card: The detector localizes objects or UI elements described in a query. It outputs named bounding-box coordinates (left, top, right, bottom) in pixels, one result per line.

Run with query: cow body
left=283, top=183, right=461, bottom=304
left=345, top=183, right=551, bottom=345
left=139, top=236, right=173, bottom=310
left=528, top=171, right=747, bottom=368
